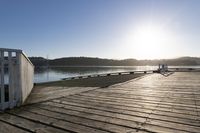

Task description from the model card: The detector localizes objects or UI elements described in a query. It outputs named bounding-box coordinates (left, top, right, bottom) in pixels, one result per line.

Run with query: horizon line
left=29, top=55, right=200, bottom=61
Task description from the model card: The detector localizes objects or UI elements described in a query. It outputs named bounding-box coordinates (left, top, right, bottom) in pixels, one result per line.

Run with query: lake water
left=34, top=66, right=158, bottom=83
left=3, top=66, right=200, bottom=83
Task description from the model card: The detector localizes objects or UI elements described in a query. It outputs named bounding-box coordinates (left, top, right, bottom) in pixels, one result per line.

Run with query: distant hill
left=30, top=57, right=48, bottom=66
left=29, top=56, right=200, bottom=67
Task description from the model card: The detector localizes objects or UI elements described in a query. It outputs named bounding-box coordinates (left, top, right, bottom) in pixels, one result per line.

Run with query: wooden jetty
left=0, top=72, right=200, bottom=133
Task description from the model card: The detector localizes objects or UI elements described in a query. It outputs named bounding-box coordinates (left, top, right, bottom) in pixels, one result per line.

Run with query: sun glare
left=125, top=24, right=171, bottom=59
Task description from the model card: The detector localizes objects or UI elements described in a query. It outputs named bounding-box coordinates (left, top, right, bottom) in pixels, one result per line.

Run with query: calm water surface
left=35, top=66, right=200, bottom=83
left=4, top=66, right=200, bottom=83
left=34, top=66, right=158, bottom=83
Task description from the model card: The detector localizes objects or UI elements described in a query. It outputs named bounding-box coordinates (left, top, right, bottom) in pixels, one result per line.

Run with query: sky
left=0, top=0, right=200, bottom=59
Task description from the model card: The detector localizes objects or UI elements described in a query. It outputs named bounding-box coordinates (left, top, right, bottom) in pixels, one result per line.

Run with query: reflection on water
left=34, top=66, right=158, bottom=83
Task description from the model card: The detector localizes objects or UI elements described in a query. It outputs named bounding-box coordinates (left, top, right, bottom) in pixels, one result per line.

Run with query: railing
left=0, top=48, right=34, bottom=110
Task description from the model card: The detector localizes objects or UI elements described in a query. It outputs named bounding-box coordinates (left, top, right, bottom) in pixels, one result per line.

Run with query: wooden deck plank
left=60, top=96, right=199, bottom=116
left=25, top=87, right=98, bottom=104
left=32, top=102, right=191, bottom=133
left=21, top=105, right=140, bottom=133
left=94, top=90, right=200, bottom=100
left=69, top=94, right=199, bottom=111
left=52, top=97, right=200, bottom=122
left=47, top=99, right=200, bottom=132
left=8, top=109, right=109, bottom=133
left=77, top=93, right=200, bottom=109
left=0, top=113, right=70, bottom=133
left=0, top=120, right=30, bottom=133
left=49, top=100, right=200, bottom=127
left=86, top=91, right=199, bottom=103
left=1, top=72, right=200, bottom=133
left=34, top=103, right=143, bottom=131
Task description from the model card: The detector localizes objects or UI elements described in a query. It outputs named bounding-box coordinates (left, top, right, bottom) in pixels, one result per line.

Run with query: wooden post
left=8, top=51, right=14, bottom=108
left=17, top=53, right=22, bottom=105
left=0, top=51, right=5, bottom=110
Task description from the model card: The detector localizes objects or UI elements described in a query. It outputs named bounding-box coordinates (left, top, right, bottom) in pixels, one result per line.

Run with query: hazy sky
left=1, top=0, right=200, bottom=59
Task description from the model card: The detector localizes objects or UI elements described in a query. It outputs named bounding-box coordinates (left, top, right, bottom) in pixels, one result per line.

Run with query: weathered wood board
left=0, top=72, right=200, bottom=133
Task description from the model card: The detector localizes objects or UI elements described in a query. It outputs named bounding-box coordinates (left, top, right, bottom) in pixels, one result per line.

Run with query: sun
left=125, top=24, right=170, bottom=59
